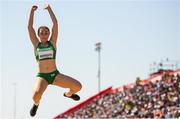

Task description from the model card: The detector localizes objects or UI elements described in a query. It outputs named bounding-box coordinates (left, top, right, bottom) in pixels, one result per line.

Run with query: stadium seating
left=54, top=70, right=180, bottom=118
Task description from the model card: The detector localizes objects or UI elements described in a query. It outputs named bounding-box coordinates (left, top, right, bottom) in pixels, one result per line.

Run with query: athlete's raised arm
left=44, top=4, right=58, bottom=46
left=28, top=5, right=39, bottom=47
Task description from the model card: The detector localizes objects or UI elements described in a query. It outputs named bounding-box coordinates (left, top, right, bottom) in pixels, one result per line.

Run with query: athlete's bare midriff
left=37, top=59, right=57, bottom=73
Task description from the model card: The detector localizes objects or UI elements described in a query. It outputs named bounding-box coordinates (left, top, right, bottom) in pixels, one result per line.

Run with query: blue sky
left=1, top=0, right=180, bottom=118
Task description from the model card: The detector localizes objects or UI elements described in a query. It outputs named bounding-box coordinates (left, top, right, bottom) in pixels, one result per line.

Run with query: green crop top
left=35, top=41, right=56, bottom=61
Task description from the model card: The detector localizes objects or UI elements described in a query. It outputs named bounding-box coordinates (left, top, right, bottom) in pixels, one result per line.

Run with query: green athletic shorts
left=36, top=70, right=60, bottom=84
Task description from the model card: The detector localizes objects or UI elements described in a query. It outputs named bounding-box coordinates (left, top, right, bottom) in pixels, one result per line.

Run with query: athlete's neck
left=41, top=41, right=48, bottom=47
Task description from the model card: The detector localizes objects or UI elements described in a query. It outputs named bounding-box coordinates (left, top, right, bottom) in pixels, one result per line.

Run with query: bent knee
left=78, top=82, right=82, bottom=91
left=74, top=81, right=82, bottom=92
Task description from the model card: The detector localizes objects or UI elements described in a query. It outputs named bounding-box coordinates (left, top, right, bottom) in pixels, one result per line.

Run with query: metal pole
left=95, top=42, right=101, bottom=93
left=98, top=47, right=101, bottom=92
left=13, top=83, right=16, bottom=119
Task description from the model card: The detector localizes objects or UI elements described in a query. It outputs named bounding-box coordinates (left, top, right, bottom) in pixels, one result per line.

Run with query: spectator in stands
left=60, top=72, right=180, bottom=118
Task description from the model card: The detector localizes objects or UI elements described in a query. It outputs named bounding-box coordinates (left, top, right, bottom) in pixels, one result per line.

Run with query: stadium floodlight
left=95, top=42, right=102, bottom=93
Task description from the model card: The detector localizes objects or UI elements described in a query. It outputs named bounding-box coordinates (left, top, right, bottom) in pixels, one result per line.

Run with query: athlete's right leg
left=30, top=77, right=48, bottom=117
left=32, top=77, right=48, bottom=105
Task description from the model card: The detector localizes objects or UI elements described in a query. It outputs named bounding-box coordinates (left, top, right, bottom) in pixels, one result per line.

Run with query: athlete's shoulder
left=34, top=42, right=40, bottom=50
left=49, top=40, right=56, bottom=49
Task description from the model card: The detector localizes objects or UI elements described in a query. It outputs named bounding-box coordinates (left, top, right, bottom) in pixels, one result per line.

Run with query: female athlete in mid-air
left=28, top=4, right=82, bottom=117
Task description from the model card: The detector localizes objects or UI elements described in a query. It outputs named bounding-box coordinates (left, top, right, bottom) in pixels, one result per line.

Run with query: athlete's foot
left=64, top=93, right=80, bottom=101
left=30, top=104, right=39, bottom=117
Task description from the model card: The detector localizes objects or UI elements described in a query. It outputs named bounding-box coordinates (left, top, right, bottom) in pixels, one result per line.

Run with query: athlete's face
left=38, top=27, right=50, bottom=42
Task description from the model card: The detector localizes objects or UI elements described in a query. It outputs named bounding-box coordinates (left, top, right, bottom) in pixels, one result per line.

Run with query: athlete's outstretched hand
left=44, top=4, right=50, bottom=10
left=31, top=5, right=38, bottom=11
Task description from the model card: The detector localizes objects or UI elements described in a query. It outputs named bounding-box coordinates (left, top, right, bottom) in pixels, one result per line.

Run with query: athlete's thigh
left=52, top=73, right=80, bottom=88
left=33, top=77, right=48, bottom=93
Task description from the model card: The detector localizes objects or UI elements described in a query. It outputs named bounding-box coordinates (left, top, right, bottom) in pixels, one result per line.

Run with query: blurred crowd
left=61, top=72, right=180, bottom=118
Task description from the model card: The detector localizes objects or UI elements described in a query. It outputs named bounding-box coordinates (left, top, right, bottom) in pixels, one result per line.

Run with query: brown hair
left=38, top=26, right=50, bottom=36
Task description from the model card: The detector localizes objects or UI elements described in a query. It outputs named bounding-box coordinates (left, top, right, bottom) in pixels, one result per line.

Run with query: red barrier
left=54, top=86, right=112, bottom=119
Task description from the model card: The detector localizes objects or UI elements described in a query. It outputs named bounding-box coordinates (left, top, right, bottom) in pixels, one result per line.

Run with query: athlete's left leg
left=52, top=73, right=82, bottom=100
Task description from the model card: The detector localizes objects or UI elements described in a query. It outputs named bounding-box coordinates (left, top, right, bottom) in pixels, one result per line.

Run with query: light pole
left=13, top=83, right=17, bottom=119
left=95, top=42, right=101, bottom=93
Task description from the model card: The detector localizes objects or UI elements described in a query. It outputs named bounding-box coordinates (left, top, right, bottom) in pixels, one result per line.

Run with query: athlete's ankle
left=64, top=92, right=73, bottom=97
left=34, top=102, right=39, bottom=106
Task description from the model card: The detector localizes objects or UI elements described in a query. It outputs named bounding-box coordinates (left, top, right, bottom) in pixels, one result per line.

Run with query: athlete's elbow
left=28, top=25, right=33, bottom=30
left=53, top=19, right=58, bottom=25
